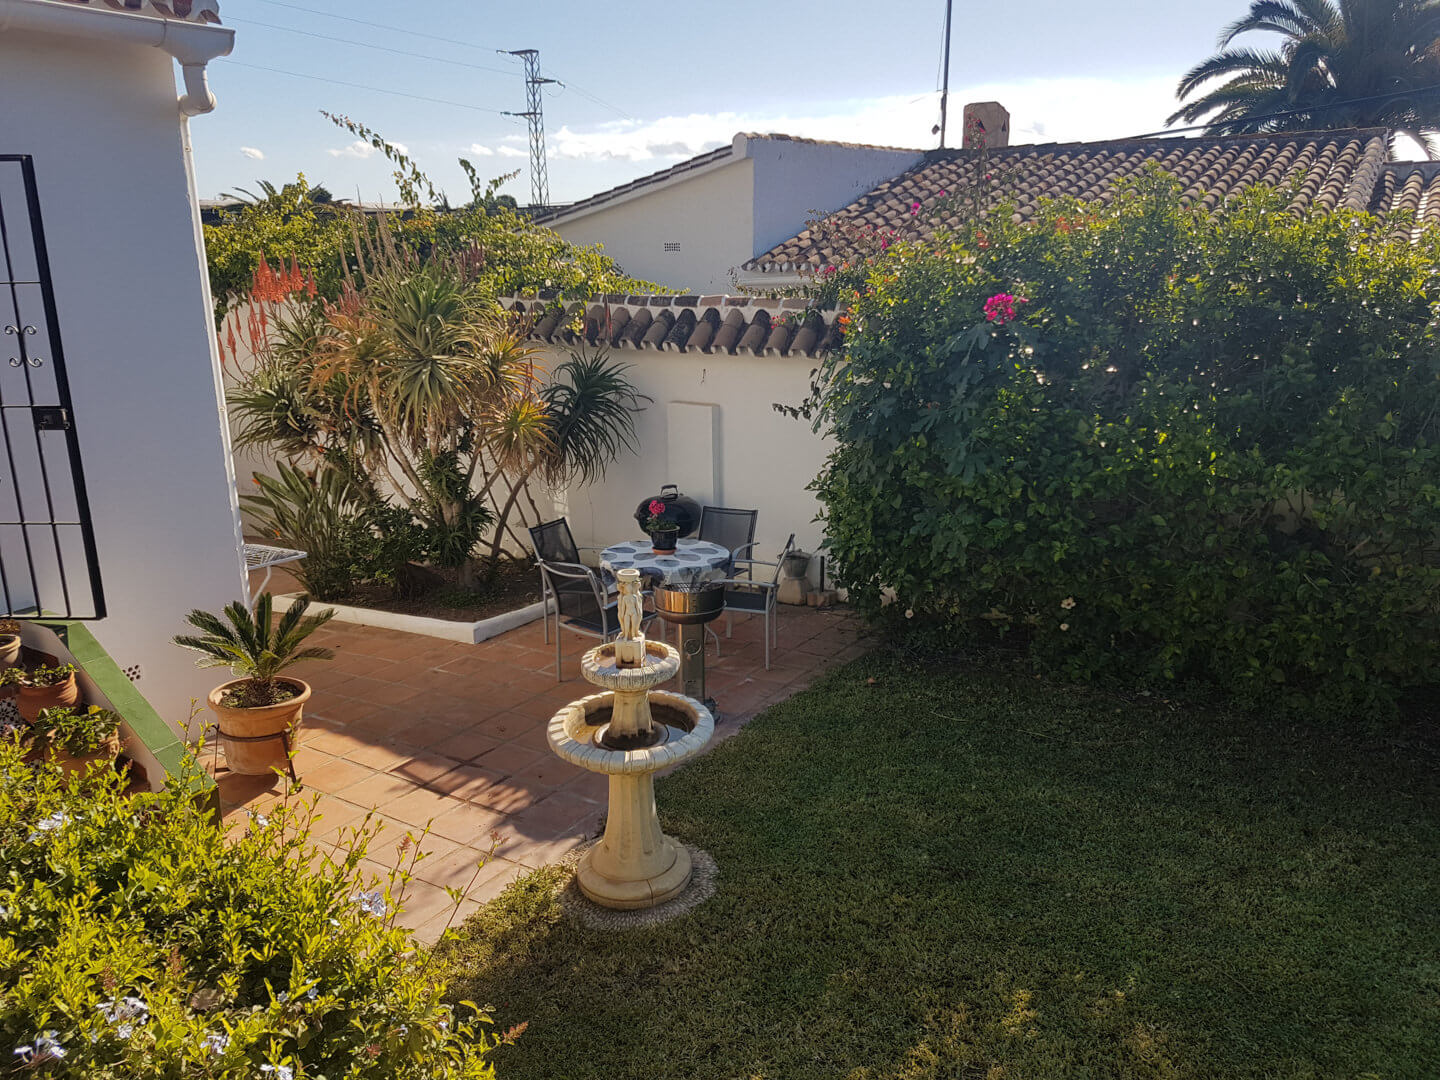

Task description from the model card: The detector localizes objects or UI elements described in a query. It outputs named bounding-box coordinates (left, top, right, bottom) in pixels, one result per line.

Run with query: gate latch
left=33, top=407, right=70, bottom=431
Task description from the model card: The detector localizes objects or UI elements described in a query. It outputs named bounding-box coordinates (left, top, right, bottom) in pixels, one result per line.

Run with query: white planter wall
left=0, top=30, right=248, bottom=729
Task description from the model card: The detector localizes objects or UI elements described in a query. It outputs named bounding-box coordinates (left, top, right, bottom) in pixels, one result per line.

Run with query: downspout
left=0, top=0, right=234, bottom=116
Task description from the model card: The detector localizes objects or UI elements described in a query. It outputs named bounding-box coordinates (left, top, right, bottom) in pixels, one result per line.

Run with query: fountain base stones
left=560, top=843, right=718, bottom=929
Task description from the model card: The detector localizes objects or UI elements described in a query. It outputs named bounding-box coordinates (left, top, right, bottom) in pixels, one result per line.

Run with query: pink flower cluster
left=983, top=293, right=1027, bottom=326
left=648, top=499, right=666, bottom=517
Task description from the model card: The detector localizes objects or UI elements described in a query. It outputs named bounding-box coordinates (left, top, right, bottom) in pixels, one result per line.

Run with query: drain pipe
left=0, top=0, right=234, bottom=115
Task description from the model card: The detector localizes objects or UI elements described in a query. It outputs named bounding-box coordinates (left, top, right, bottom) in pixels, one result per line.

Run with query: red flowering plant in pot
left=173, top=593, right=336, bottom=776
left=643, top=498, right=680, bottom=554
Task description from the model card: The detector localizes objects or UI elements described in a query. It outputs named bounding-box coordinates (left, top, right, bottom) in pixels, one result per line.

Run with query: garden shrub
left=804, top=170, right=1440, bottom=716
left=0, top=743, right=506, bottom=1077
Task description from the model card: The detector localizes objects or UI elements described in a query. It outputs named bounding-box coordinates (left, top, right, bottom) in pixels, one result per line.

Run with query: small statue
left=615, top=568, right=645, bottom=666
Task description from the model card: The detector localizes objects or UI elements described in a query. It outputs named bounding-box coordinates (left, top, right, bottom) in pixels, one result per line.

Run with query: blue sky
left=195, top=0, right=1278, bottom=205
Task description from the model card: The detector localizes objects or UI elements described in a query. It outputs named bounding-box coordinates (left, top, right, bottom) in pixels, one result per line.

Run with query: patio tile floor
left=210, top=599, right=864, bottom=944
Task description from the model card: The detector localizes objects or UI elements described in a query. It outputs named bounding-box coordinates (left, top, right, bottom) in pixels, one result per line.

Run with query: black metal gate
left=0, top=155, right=104, bottom=619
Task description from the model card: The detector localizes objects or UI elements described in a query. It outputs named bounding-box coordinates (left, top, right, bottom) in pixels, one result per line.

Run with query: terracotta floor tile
left=394, top=878, right=467, bottom=933
left=426, top=762, right=504, bottom=799
left=427, top=800, right=509, bottom=845
left=507, top=790, right=603, bottom=837
left=342, top=739, right=419, bottom=772
left=297, top=757, right=374, bottom=796
left=390, top=752, right=462, bottom=788
left=473, top=680, right=548, bottom=711
left=430, top=729, right=504, bottom=763
left=384, top=785, right=455, bottom=828
left=304, top=730, right=372, bottom=758
left=305, top=796, right=373, bottom=841
left=214, top=771, right=286, bottom=807
left=473, top=711, right=545, bottom=743
left=411, top=843, right=497, bottom=892
left=510, top=755, right=583, bottom=789
left=341, top=770, right=417, bottom=810
left=468, top=775, right=549, bottom=815
left=509, top=832, right=588, bottom=870
left=475, top=742, right=544, bottom=776
left=414, top=899, right=482, bottom=947
left=560, top=770, right=609, bottom=802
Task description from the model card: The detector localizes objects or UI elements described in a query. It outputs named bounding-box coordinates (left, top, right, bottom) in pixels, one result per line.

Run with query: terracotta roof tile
left=1369, top=162, right=1440, bottom=242
left=746, top=128, right=1391, bottom=273
left=502, top=296, right=840, bottom=357
left=53, top=0, right=222, bottom=23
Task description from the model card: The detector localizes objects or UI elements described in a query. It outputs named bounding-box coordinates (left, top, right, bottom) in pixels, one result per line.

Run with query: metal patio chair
left=529, top=517, right=612, bottom=645
left=535, top=559, right=655, bottom=682
left=717, top=533, right=795, bottom=670
left=697, top=506, right=758, bottom=576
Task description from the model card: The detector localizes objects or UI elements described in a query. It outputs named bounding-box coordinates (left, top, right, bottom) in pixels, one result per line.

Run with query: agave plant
left=173, top=594, right=336, bottom=708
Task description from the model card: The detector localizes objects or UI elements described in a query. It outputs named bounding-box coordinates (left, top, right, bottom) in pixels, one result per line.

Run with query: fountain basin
left=548, top=686, right=714, bottom=910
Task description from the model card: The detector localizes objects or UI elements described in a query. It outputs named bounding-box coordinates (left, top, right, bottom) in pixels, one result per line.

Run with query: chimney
left=962, top=102, right=1010, bottom=150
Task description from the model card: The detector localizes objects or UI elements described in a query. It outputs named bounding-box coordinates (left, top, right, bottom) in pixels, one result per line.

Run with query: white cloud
left=496, top=145, right=527, bottom=158
left=327, top=139, right=407, bottom=159
left=239, top=146, right=264, bottom=160
left=543, top=76, right=1183, bottom=167
left=469, top=144, right=495, bottom=156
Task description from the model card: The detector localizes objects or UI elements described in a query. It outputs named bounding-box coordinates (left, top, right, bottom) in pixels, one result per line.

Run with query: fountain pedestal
left=547, top=569, right=714, bottom=910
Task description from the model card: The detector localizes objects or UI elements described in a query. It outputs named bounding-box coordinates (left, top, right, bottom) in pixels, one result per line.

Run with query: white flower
left=1060, top=597, right=1076, bottom=610
left=202, top=1032, right=229, bottom=1056
left=1059, top=623, right=1070, bottom=632
left=276, top=991, right=289, bottom=1004
left=248, top=810, right=270, bottom=828
left=351, top=889, right=387, bottom=919
left=98, top=996, right=148, bottom=1039
left=305, top=987, right=318, bottom=1001
left=14, top=1031, right=65, bottom=1064
left=259, top=1065, right=294, bottom=1080
left=28, top=811, right=69, bottom=841
left=904, top=609, right=914, bottom=619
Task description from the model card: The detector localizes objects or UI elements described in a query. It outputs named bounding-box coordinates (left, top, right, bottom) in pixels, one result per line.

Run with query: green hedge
left=806, top=170, right=1440, bottom=716
left=0, top=745, right=505, bottom=1077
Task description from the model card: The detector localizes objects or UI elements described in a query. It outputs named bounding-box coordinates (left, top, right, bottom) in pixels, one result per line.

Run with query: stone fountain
left=547, top=568, right=714, bottom=909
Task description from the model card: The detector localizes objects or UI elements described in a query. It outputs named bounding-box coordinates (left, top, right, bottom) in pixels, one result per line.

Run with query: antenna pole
left=505, top=49, right=557, bottom=208
left=938, top=0, right=953, bottom=149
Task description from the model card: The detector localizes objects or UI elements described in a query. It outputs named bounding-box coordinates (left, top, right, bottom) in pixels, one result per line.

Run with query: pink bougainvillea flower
left=910, top=201, right=921, bottom=215
left=983, top=293, right=1028, bottom=325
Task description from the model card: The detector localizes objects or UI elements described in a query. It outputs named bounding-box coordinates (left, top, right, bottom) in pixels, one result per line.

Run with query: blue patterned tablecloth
left=600, top=538, right=730, bottom=585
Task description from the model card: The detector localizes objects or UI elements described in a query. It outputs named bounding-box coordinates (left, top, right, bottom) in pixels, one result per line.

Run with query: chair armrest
left=732, top=558, right=778, bottom=570
left=730, top=541, right=760, bottom=560
left=713, top=577, right=777, bottom=591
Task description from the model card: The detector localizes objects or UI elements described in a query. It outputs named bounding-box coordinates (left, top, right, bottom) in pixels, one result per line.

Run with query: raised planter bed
left=274, top=593, right=546, bottom=645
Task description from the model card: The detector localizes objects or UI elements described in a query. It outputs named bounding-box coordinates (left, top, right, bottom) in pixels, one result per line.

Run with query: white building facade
left=0, top=0, right=248, bottom=729
left=536, top=133, right=923, bottom=293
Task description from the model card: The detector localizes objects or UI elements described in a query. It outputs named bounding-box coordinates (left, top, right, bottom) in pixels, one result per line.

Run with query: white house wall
left=549, top=159, right=755, bottom=293
left=0, top=30, right=248, bottom=729
left=748, top=139, right=923, bottom=260
left=552, top=346, right=834, bottom=573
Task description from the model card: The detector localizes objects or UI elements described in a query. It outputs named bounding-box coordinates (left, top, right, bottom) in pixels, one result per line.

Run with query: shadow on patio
left=209, top=603, right=865, bottom=942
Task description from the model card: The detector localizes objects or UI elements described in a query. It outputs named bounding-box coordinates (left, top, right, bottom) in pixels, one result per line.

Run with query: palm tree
left=1169, top=0, right=1440, bottom=154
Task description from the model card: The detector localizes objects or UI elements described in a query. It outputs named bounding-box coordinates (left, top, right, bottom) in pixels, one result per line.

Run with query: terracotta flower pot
left=207, top=677, right=310, bottom=775
left=17, top=673, right=79, bottom=723
left=45, top=733, right=121, bottom=777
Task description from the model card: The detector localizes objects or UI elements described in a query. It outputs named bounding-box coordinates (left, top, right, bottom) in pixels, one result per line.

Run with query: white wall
left=551, top=346, right=834, bottom=572
left=749, top=139, right=923, bottom=258
left=0, top=29, right=248, bottom=728
left=550, top=158, right=755, bottom=294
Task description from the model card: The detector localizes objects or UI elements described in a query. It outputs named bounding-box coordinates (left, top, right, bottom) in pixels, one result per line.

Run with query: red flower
left=982, top=293, right=1028, bottom=325
left=648, top=499, right=666, bottom=517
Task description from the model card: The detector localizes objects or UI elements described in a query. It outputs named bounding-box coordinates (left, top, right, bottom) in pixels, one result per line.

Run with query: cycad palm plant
left=1170, top=0, right=1440, bottom=153
left=173, top=594, right=336, bottom=708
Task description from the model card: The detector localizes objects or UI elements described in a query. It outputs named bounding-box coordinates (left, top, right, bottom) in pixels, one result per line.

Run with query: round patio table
left=599, top=538, right=730, bottom=585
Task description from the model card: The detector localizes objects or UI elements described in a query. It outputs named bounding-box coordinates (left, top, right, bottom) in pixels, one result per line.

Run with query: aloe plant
left=173, top=593, right=336, bottom=708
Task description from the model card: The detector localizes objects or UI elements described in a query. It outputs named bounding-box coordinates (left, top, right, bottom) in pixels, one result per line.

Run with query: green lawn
left=436, top=653, right=1439, bottom=1080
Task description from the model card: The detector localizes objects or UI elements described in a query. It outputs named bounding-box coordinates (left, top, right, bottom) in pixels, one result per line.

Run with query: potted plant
left=0, top=660, right=80, bottom=722
left=0, top=618, right=20, bottom=673
left=644, top=498, right=680, bottom=554
left=32, top=705, right=121, bottom=775
left=173, top=593, right=336, bottom=775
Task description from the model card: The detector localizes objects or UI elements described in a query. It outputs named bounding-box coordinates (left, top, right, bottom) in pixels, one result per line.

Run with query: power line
left=1129, top=82, right=1440, bottom=140
left=249, top=0, right=499, bottom=53
left=227, top=17, right=516, bottom=77
left=216, top=59, right=517, bottom=116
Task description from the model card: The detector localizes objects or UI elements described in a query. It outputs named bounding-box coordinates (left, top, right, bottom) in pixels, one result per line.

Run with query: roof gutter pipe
left=0, top=0, right=234, bottom=115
